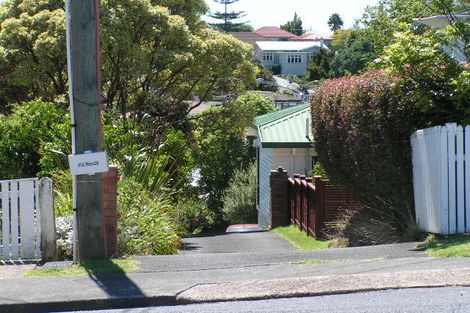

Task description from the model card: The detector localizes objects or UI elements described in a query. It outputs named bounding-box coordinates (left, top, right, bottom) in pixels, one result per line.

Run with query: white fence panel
left=0, top=177, right=54, bottom=261
left=411, top=123, right=470, bottom=234
left=1, top=181, right=10, bottom=260
left=466, top=126, right=470, bottom=232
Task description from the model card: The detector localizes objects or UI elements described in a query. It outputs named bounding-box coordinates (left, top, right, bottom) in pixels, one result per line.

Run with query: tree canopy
left=209, top=0, right=252, bottom=32
left=0, top=0, right=257, bottom=122
left=281, top=13, right=304, bottom=36
left=327, top=13, right=343, bottom=32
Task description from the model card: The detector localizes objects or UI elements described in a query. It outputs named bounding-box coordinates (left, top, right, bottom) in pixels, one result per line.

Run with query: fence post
left=300, top=175, right=307, bottom=231
left=306, top=177, right=313, bottom=236
left=39, top=178, right=56, bottom=261
left=294, top=174, right=301, bottom=227
left=270, top=167, right=289, bottom=228
left=101, top=165, right=119, bottom=257
left=314, top=176, right=324, bottom=238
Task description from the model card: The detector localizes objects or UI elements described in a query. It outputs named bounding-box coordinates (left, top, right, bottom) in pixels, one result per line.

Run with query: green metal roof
left=254, top=103, right=310, bottom=126
left=254, top=104, right=313, bottom=147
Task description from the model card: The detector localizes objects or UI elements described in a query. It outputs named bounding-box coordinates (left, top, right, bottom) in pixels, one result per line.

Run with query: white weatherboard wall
left=0, top=177, right=54, bottom=261
left=411, top=123, right=470, bottom=234
left=258, top=147, right=312, bottom=229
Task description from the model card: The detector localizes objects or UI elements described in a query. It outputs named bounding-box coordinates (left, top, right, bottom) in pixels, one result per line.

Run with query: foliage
left=311, top=69, right=466, bottom=236
left=103, top=113, right=149, bottom=166
left=310, top=162, right=329, bottom=179
left=193, top=92, right=273, bottom=216
left=281, top=12, right=304, bottom=36
left=117, top=177, right=180, bottom=255
left=239, top=93, right=277, bottom=116
left=172, top=197, right=216, bottom=235
left=329, top=29, right=377, bottom=77
left=50, top=170, right=73, bottom=217
left=193, top=103, right=253, bottom=216
left=271, top=64, right=281, bottom=75
left=306, top=48, right=334, bottom=81
left=209, top=0, right=251, bottom=32
left=327, top=13, right=344, bottom=32
left=221, top=163, right=257, bottom=224
left=331, top=29, right=351, bottom=50
left=360, top=0, right=465, bottom=57
left=273, top=225, right=330, bottom=250
left=0, top=100, right=68, bottom=179
left=158, top=128, right=195, bottom=190
left=0, top=0, right=257, bottom=133
left=100, top=0, right=256, bottom=118
left=0, top=0, right=68, bottom=105
left=377, top=30, right=467, bottom=123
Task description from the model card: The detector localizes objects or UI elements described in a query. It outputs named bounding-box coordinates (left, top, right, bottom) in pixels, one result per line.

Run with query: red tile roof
left=254, top=26, right=297, bottom=39
left=291, top=33, right=332, bottom=41
left=229, top=32, right=266, bottom=47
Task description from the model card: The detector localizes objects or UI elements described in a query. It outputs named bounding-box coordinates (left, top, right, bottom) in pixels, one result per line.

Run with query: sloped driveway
left=181, top=231, right=296, bottom=254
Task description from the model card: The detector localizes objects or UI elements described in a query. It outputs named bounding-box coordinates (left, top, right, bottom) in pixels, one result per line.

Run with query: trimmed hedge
left=311, top=69, right=462, bottom=226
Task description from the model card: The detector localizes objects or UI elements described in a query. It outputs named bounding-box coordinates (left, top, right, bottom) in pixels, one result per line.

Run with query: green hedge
left=311, top=69, right=460, bottom=228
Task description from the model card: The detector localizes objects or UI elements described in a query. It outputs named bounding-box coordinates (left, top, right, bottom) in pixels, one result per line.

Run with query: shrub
left=271, top=64, right=281, bottom=75
left=50, top=170, right=73, bottom=217
left=238, top=93, right=277, bottom=116
left=172, top=198, right=216, bottom=235
left=310, top=162, right=329, bottom=179
left=221, top=163, right=257, bottom=224
left=0, top=101, right=68, bottom=179
left=311, top=68, right=465, bottom=236
left=117, top=177, right=180, bottom=255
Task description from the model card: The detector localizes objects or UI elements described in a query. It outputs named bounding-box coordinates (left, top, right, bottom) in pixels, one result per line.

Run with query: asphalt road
left=70, top=287, right=470, bottom=313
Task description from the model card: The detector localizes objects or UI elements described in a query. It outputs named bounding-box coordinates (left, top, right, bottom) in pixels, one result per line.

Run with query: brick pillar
left=101, top=165, right=119, bottom=257
left=270, top=167, right=289, bottom=228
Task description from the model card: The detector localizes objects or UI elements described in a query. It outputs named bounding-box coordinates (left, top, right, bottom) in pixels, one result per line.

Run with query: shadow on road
left=82, top=259, right=145, bottom=298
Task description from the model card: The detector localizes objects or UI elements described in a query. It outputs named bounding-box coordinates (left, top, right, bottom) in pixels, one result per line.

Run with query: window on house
left=287, top=54, right=302, bottom=63
left=262, top=52, right=274, bottom=62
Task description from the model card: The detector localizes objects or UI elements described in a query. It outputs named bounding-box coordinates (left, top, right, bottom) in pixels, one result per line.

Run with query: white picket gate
left=0, top=177, right=55, bottom=261
left=411, top=123, right=470, bottom=234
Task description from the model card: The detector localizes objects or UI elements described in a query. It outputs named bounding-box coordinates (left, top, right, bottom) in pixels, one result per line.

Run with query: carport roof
left=254, top=104, right=313, bottom=148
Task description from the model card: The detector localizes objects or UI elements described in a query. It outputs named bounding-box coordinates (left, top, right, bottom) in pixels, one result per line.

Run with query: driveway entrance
left=181, top=231, right=296, bottom=254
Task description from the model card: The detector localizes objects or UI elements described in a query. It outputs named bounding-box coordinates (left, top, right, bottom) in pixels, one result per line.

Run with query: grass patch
left=273, top=225, right=330, bottom=250
left=423, top=234, right=470, bottom=257
left=25, top=258, right=139, bottom=277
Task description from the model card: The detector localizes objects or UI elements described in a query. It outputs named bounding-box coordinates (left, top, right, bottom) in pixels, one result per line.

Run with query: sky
left=203, top=0, right=381, bottom=36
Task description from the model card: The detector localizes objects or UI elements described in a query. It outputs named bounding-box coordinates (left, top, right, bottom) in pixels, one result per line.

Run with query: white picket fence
left=411, top=123, right=470, bottom=234
left=0, top=177, right=55, bottom=261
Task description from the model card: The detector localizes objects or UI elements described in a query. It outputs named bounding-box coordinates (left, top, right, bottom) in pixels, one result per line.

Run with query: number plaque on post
left=68, top=152, right=109, bottom=176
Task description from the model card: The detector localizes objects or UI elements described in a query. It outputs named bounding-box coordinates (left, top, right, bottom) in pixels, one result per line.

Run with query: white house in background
left=414, top=9, right=469, bottom=63
left=255, top=41, right=329, bottom=76
left=246, top=104, right=315, bottom=229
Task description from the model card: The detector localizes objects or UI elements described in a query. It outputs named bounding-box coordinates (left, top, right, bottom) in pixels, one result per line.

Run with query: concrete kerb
left=176, top=268, right=470, bottom=304
left=0, top=296, right=176, bottom=313
left=4, top=267, right=470, bottom=312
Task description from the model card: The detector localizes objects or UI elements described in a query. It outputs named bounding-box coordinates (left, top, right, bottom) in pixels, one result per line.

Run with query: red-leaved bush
left=311, top=69, right=465, bottom=236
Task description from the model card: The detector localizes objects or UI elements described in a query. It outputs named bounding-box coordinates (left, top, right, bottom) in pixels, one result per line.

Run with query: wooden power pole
left=66, top=0, right=105, bottom=261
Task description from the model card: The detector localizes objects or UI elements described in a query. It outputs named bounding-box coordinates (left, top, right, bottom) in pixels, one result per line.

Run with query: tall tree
left=209, top=0, right=251, bottom=32
left=0, top=0, right=257, bottom=126
left=327, top=13, right=344, bottom=32
left=281, top=12, right=304, bottom=36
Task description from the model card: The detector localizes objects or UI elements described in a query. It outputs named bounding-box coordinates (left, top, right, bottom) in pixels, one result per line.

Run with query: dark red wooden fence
left=287, top=175, right=359, bottom=238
